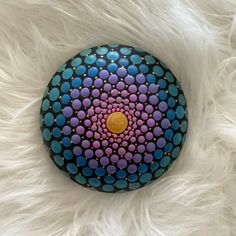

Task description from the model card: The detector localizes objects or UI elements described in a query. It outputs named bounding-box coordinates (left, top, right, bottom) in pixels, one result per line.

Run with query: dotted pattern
left=39, top=43, right=188, bottom=192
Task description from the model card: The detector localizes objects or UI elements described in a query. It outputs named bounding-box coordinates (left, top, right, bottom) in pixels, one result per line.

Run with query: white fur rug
left=0, top=0, right=236, bottom=235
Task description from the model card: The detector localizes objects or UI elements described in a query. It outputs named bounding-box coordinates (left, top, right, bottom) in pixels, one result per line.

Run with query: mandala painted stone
left=39, top=43, right=188, bottom=193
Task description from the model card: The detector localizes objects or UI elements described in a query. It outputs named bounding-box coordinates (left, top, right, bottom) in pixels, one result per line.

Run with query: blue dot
left=160, top=156, right=171, bottom=168
left=72, top=77, right=82, bottom=88
left=44, top=112, right=54, bottom=126
left=87, top=67, right=98, bottom=77
left=82, top=167, right=93, bottom=177
left=96, top=58, right=106, bottom=67
left=165, top=72, right=174, bottom=82
left=139, top=64, right=149, bottom=73
left=116, top=170, right=127, bottom=179
left=52, top=102, right=61, bottom=113
left=75, top=65, right=86, bottom=75
left=96, top=47, right=108, bottom=55
left=159, top=90, right=167, bottom=100
left=52, top=75, right=61, bottom=86
left=107, top=63, right=118, bottom=72
left=147, top=74, right=156, bottom=83
left=115, top=180, right=127, bottom=189
left=76, top=156, right=87, bottom=166
left=158, top=79, right=167, bottom=89
left=95, top=167, right=105, bottom=176
left=53, top=155, right=64, bottom=166
left=49, top=88, right=60, bottom=101
left=102, top=184, right=114, bottom=192
left=154, top=168, right=165, bottom=177
left=153, top=65, right=164, bottom=76
left=172, top=120, right=179, bottom=130
left=164, top=129, right=174, bottom=139
left=62, top=68, right=73, bottom=80
left=128, top=65, right=138, bottom=75
left=66, top=163, right=78, bottom=174
left=42, top=99, right=50, bottom=111
left=85, top=55, right=97, bottom=64
left=166, top=109, right=175, bottom=120
left=63, top=150, right=73, bottom=160
left=169, top=84, right=178, bottom=96
left=154, top=150, right=163, bottom=159
left=52, top=127, right=61, bottom=138
left=51, top=141, right=62, bottom=153
left=43, top=128, right=51, bottom=141
left=61, top=94, right=70, bottom=104
left=145, top=55, right=156, bottom=64
left=61, top=82, right=70, bottom=93
left=104, top=175, right=115, bottom=184
left=120, top=47, right=131, bottom=55
left=75, top=175, right=87, bottom=184
left=168, top=97, right=176, bottom=107
left=176, top=106, right=185, bottom=119
left=62, top=137, right=71, bottom=147
left=140, top=173, right=152, bottom=183
left=129, top=182, right=141, bottom=190
left=71, top=57, right=82, bottom=67
left=150, top=162, right=159, bottom=171
left=138, top=164, right=148, bottom=173
left=88, top=178, right=101, bottom=187
left=119, top=58, right=129, bottom=66
left=128, top=174, right=138, bottom=182
left=107, top=51, right=119, bottom=60
left=173, top=133, right=182, bottom=145
left=172, top=147, right=180, bottom=158
left=55, top=114, right=65, bottom=126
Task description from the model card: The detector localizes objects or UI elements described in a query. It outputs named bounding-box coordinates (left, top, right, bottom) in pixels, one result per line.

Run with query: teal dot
left=52, top=102, right=61, bottom=113
left=39, top=114, right=43, bottom=127
left=44, top=112, right=54, bottom=126
left=104, top=175, right=115, bottom=184
left=147, top=74, right=156, bottom=84
left=43, top=128, right=51, bottom=141
left=53, top=155, right=64, bottom=166
left=71, top=57, right=82, bottom=67
left=96, top=58, right=106, bottom=67
left=160, top=156, right=171, bottom=168
left=61, top=94, right=70, bottom=105
left=115, top=180, right=128, bottom=189
left=120, top=47, right=131, bottom=55
left=116, top=170, right=127, bottom=179
left=62, top=68, right=73, bottom=80
left=144, top=55, right=156, bottom=64
left=51, top=140, right=62, bottom=153
left=168, top=84, right=178, bottom=96
left=85, top=55, right=97, bottom=64
left=109, top=43, right=119, bottom=48
left=42, top=99, right=50, bottom=111
left=119, top=58, right=129, bottom=66
left=76, top=156, right=87, bottom=166
left=95, top=167, right=105, bottom=176
left=154, top=150, right=163, bottom=159
left=49, top=88, right=60, bottom=101
left=130, top=54, right=142, bottom=64
left=129, top=182, right=141, bottom=190
left=166, top=109, right=175, bottom=120
left=80, top=48, right=92, bottom=56
left=172, top=120, right=179, bottom=130
left=139, top=64, right=149, bottom=73
left=153, top=65, right=164, bottom=77
left=52, top=75, right=61, bottom=86
left=150, top=162, right=159, bottom=171
left=75, top=175, right=87, bottom=184
left=61, top=82, right=70, bottom=93
left=107, top=63, right=118, bottom=72
left=140, top=173, right=152, bottom=183
left=180, top=120, right=187, bottom=133
left=128, top=65, right=138, bottom=75
left=88, top=178, right=101, bottom=187
left=165, top=71, right=174, bottom=82
left=63, top=150, right=73, bottom=160
left=107, top=51, right=119, bottom=60
left=176, top=106, right=185, bottom=119
left=52, top=127, right=61, bottom=138
left=88, top=67, right=98, bottom=77
left=102, top=184, right=114, bottom=192
left=165, top=143, right=173, bottom=152
left=158, top=79, right=167, bottom=89
left=66, top=163, right=78, bottom=174
left=75, top=65, right=86, bottom=75
left=96, top=47, right=108, bottom=55
left=178, top=94, right=186, bottom=106
left=72, top=77, right=82, bottom=88
left=57, top=63, right=66, bottom=72
left=62, top=137, right=71, bottom=147
left=172, top=147, right=180, bottom=158
left=82, top=167, right=93, bottom=177
left=173, top=133, right=182, bottom=145
left=55, top=114, right=65, bottom=126
left=128, top=174, right=138, bottom=182
left=43, top=87, right=49, bottom=98
left=154, top=168, right=165, bottom=178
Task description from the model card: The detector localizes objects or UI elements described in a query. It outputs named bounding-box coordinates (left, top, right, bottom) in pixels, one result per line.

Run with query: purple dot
left=144, top=154, right=153, bottom=163
left=99, top=70, right=109, bottom=79
left=72, top=99, right=81, bottom=110
left=124, top=152, right=133, bottom=160
left=147, top=118, right=155, bottom=127
left=136, top=103, right=144, bottom=111
left=108, top=74, right=118, bottom=84
left=139, top=85, right=148, bottom=93
left=128, top=144, right=135, bottom=152
left=141, top=125, right=148, bottom=133
left=93, top=140, right=100, bottom=149
left=118, top=147, right=126, bottom=156
left=81, top=88, right=90, bottom=97
left=94, top=78, right=103, bottom=88
left=146, top=132, right=154, bottom=140
left=81, top=140, right=90, bottom=148
left=161, top=118, right=170, bottom=129
left=62, top=126, right=71, bottom=135
left=93, top=99, right=100, bottom=107
left=86, top=131, right=93, bottom=138
left=87, top=108, right=95, bottom=116
left=159, top=101, right=168, bottom=112
left=139, top=94, right=147, bottom=103
left=71, top=134, right=81, bottom=144
left=73, top=146, right=82, bottom=156
left=137, top=144, right=145, bottom=153
left=70, top=117, right=79, bottom=127
left=89, top=159, right=98, bottom=169
left=100, top=156, right=109, bottom=166
left=83, top=77, right=93, bottom=87
left=156, top=137, right=166, bottom=148
left=136, top=74, right=145, bottom=84
left=149, top=95, right=159, bottom=105
left=133, top=154, right=142, bottom=163
left=141, top=112, right=148, bottom=121
left=91, top=89, right=100, bottom=98
left=153, top=111, right=162, bottom=121
left=121, top=90, right=128, bottom=98
left=107, top=165, right=116, bottom=174
left=117, top=159, right=127, bottom=169
left=77, top=110, right=86, bottom=119
left=76, top=125, right=85, bottom=135
left=117, top=67, right=127, bottom=77
left=129, top=85, right=137, bottom=93
left=116, top=81, right=125, bottom=91
left=125, top=75, right=135, bottom=85
left=83, top=98, right=91, bottom=107
left=104, top=83, right=112, bottom=92
left=153, top=127, right=162, bottom=136
left=85, top=149, right=94, bottom=158
left=145, top=105, right=154, bottom=114
left=149, top=84, right=158, bottom=93
left=71, top=89, right=80, bottom=98
left=127, top=164, right=137, bottom=173
left=101, top=93, right=108, bottom=100
left=63, top=106, right=73, bottom=118
left=95, top=149, right=104, bottom=157
left=146, top=142, right=155, bottom=152
left=84, top=119, right=91, bottom=127
left=110, top=154, right=119, bottom=163
left=130, top=94, right=137, bottom=102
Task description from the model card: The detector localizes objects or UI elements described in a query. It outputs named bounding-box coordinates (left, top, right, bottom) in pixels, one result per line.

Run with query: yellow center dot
left=106, top=112, right=128, bottom=134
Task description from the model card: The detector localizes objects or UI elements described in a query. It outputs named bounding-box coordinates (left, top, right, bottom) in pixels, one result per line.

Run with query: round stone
left=39, top=43, right=188, bottom=193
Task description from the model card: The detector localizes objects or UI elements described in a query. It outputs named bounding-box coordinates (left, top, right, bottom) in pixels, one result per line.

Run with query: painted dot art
left=39, top=43, right=188, bottom=193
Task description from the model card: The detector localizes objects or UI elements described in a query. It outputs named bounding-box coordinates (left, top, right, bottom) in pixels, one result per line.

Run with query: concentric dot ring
left=39, top=43, right=188, bottom=193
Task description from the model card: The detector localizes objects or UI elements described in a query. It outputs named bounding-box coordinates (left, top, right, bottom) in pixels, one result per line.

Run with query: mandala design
left=39, top=43, right=188, bottom=192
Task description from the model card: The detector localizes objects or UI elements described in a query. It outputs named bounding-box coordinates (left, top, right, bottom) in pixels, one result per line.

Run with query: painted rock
left=39, top=43, right=188, bottom=192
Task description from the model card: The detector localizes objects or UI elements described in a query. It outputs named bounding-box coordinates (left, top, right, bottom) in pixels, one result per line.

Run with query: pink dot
left=128, top=144, right=135, bottom=152
left=136, top=103, right=144, bottom=111
left=102, top=140, right=108, bottom=147
left=129, top=131, right=134, bottom=136
left=137, top=119, right=144, bottom=126
left=141, top=125, right=148, bottom=133
left=94, top=132, right=101, bottom=139
left=118, top=147, right=125, bottom=156
left=137, top=144, right=145, bottom=153
left=124, top=99, right=129, bottom=104
left=113, top=134, right=118, bottom=139
left=147, top=118, right=155, bottom=127
left=105, top=147, right=112, bottom=155
left=108, top=97, right=115, bottom=104
left=138, top=136, right=145, bottom=143
left=109, top=138, right=114, bottom=143
left=101, top=102, right=107, bottom=108
left=132, top=117, right=137, bottom=122
left=86, top=131, right=93, bottom=138
left=87, top=108, right=95, bottom=116
left=135, top=111, right=141, bottom=117
left=122, top=141, right=128, bottom=147
left=84, top=119, right=91, bottom=127
left=111, top=89, right=119, bottom=97
left=121, top=90, right=128, bottom=97
left=77, top=111, right=86, bottom=119
left=112, top=143, right=119, bottom=149
left=93, top=99, right=100, bottom=107
left=132, top=124, right=137, bottom=129
left=91, top=125, right=97, bottom=131
left=141, top=112, right=149, bottom=121
left=102, top=133, right=106, bottom=139
left=116, top=97, right=122, bottom=103
left=117, top=138, right=122, bottom=143
left=130, top=94, right=137, bottom=102
left=101, top=93, right=108, bottom=101
left=135, top=129, right=141, bottom=135
left=76, top=126, right=85, bottom=135
left=130, top=137, right=136, bottom=143
left=93, top=140, right=100, bottom=149
left=91, top=116, right=97, bottom=122
left=95, top=107, right=101, bottom=114
left=120, top=134, right=124, bottom=138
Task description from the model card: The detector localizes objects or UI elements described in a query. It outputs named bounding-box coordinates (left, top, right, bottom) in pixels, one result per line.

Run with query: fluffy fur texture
left=0, top=0, right=236, bottom=235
